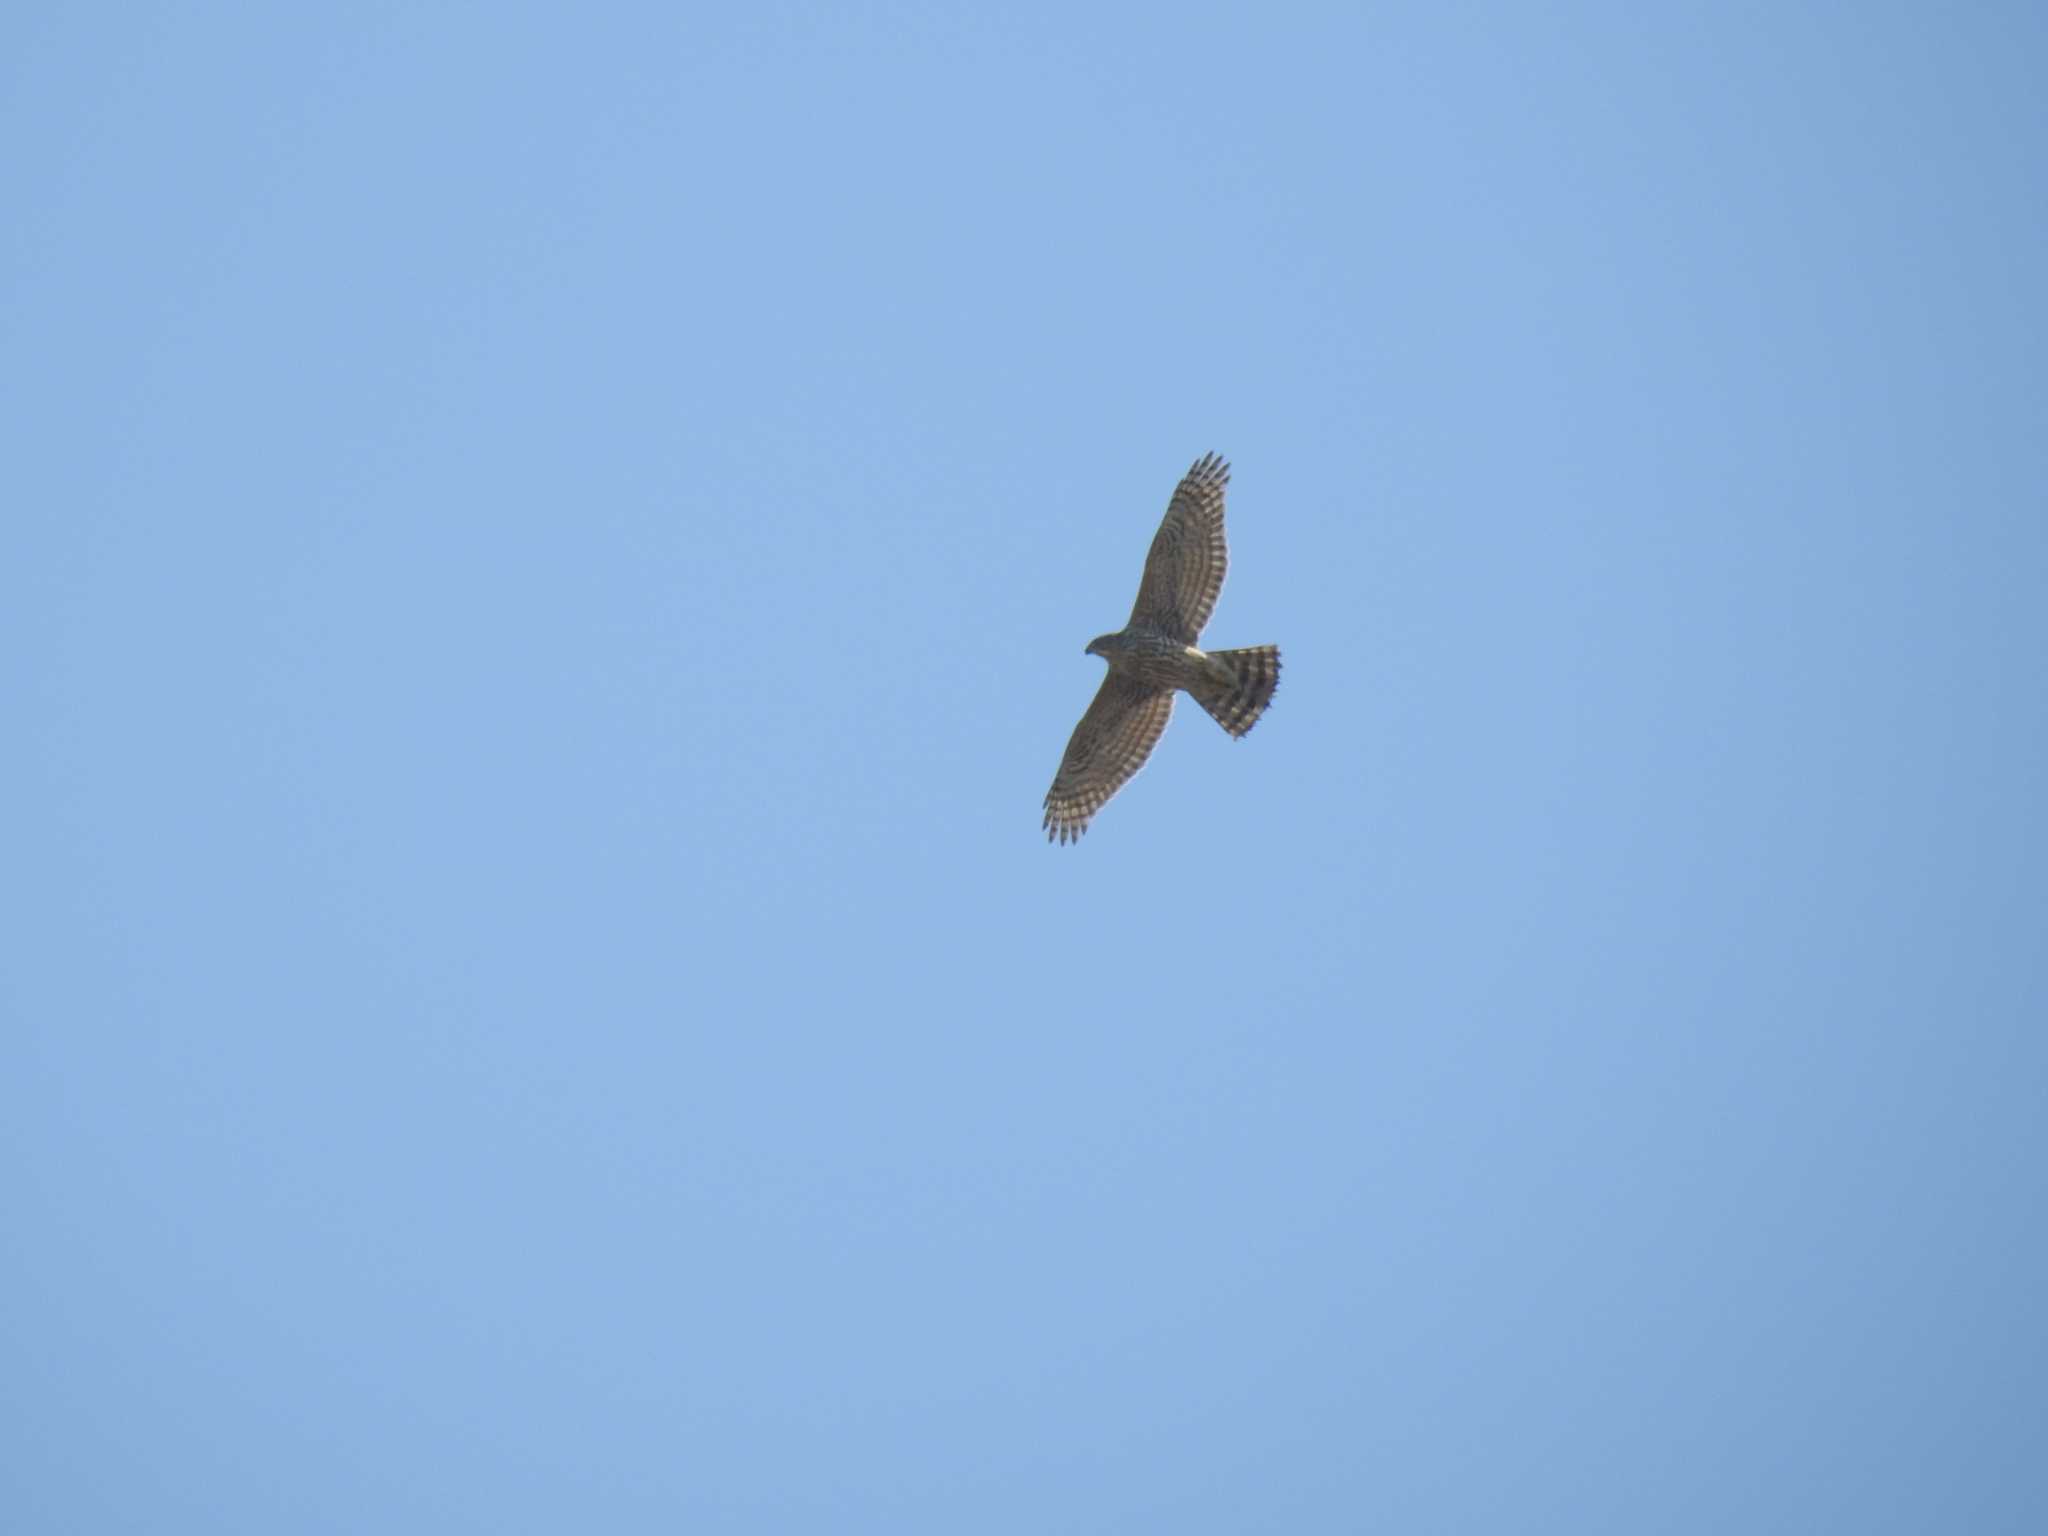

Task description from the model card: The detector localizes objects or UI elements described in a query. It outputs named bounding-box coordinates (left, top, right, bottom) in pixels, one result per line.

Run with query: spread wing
left=1128, top=452, right=1230, bottom=643
left=1042, top=674, right=1175, bottom=844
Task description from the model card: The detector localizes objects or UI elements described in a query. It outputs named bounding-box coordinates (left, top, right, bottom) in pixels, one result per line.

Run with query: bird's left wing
left=1128, top=452, right=1230, bottom=643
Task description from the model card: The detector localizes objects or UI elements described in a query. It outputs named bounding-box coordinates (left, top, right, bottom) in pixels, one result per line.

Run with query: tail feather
left=1194, top=645, right=1281, bottom=737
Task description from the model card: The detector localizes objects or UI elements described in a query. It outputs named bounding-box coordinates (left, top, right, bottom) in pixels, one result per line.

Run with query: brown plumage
left=1042, top=454, right=1282, bottom=844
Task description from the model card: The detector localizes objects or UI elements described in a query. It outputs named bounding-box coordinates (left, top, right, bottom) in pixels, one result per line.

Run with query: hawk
left=1043, top=453, right=1281, bottom=844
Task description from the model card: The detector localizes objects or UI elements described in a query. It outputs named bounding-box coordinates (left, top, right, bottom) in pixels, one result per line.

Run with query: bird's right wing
left=1042, top=674, right=1175, bottom=844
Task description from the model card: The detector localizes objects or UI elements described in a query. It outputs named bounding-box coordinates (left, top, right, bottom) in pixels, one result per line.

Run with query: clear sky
left=6, top=4, right=2045, bottom=1531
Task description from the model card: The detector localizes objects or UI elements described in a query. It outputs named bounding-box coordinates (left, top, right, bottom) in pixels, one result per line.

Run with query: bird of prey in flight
left=1042, top=453, right=1281, bottom=844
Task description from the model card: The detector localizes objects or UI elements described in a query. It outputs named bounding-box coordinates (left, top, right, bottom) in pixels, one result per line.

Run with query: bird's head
left=1085, top=633, right=1119, bottom=659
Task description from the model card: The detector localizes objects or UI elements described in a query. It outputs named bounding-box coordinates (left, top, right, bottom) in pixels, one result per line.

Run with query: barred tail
left=1194, top=645, right=1281, bottom=738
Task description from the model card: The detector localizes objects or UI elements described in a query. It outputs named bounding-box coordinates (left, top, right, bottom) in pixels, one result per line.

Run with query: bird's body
left=1085, top=628, right=1205, bottom=690
left=1043, top=454, right=1281, bottom=844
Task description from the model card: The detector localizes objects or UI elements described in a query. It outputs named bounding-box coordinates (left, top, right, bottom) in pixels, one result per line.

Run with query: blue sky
left=6, top=4, right=2045, bottom=1530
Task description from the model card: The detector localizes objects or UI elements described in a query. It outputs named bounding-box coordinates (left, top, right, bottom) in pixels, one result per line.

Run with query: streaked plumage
left=1042, top=453, right=1281, bottom=844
